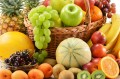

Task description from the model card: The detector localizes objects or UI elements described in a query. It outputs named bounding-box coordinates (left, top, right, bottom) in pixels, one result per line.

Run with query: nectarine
left=0, top=69, right=12, bottom=79
left=28, top=69, right=44, bottom=79
left=11, top=70, right=28, bottom=79
left=38, top=63, right=53, bottom=78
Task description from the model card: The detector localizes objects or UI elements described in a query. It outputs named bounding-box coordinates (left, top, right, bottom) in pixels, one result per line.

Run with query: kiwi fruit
left=77, top=70, right=91, bottom=79
left=58, top=70, right=74, bottom=79
left=53, top=64, right=66, bottom=79
left=43, top=58, right=57, bottom=67
left=91, top=70, right=105, bottom=79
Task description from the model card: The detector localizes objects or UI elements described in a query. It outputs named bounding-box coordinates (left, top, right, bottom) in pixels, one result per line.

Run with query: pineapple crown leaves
left=0, top=0, right=24, bottom=17
left=24, top=0, right=40, bottom=10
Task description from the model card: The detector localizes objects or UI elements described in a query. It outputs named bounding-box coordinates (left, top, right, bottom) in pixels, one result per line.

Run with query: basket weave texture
left=24, top=0, right=106, bottom=59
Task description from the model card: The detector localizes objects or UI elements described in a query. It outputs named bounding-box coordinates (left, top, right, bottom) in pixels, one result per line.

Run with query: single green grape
left=35, top=41, right=43, bottom=49
left=32, top=13, right=39, bottom=20
left=33, top=52, right=39, bottom=59
left=42, top=42, right=48, bottom=49
left=34, top=35, right=40, bottom=41
left=28, top=8, right=38, bottom=19
left=43, top=20, right=51, bottom=28
left=37, top=54, right=45, bottom=64
left=50, top=10, right=59, bottom=20
left=45, top=35, right=51, bottom=43
left=43, top=29, right=51, bottom=36
left=39, top=29, right=44, bottom=36
left=36, top=5, right=46, bottom=13
left=43, top=11, right=51, bottom=20
left=46, top=6, right=52, bottom=12
left=36, top=19, right=42, bottom=27
left=39, top=36, right=45, bottom=43
left=39, top=14, right=45, bottom=22
left=33, top=27, right=40, bottom=35
left=50, top=20, right=55, bottom=27
left=41, top=50, right=48, bottom=58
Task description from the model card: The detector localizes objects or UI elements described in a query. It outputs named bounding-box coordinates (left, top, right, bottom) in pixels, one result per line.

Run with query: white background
left=111, top=0, right=120, bottom=13
left=107, top=0, right=120, bottom=22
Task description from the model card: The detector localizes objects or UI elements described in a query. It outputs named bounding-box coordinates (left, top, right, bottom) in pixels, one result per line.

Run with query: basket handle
left=84, top=0, right=91, bottom=25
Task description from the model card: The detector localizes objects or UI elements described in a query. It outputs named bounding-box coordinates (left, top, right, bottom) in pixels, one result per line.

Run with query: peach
left=38, top=63, right=53, bottom=78
left=11, top=70, right=28, bottom=79
left=0, top=69, right=12, bottom=79
left=28, top=69, right=44, bottom=79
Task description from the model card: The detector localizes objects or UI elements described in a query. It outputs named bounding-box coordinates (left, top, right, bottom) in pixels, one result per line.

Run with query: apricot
left=38, top=63, right=53, bottom=78
left=0, top=69, right=12, bottom=79
left=11, top=70, right=28, bottom=79
left=28, top=69, right=44, bottom=79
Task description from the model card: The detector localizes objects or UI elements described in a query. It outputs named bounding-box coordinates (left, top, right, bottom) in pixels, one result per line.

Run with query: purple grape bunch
left=5, top=50, right=37, bottom=67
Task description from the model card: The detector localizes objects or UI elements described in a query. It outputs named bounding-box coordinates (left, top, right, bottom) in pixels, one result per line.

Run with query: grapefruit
left=0, top=31, right=35, bottom=60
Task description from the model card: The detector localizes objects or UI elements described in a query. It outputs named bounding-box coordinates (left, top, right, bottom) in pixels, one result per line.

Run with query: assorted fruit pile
left=0, top=0, right=120, bottom=79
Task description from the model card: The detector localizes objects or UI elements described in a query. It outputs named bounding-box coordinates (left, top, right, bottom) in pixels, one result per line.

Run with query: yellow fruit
left=0, top=31, right=35, bottom=59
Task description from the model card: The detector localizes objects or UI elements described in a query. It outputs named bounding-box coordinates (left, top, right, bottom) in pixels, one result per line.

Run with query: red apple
left=82, top=62, right=96, bottom=73
left=91, top=44, right=107, bottom=58
left=116, top=59, right=120, bottom=67
left=74, top=0, right=95, bottom=11
left=91, top=58, right=101, bottom=68
left=91, top=31, right=106, bottom=45
left=43, top=0, right=50, bottom=7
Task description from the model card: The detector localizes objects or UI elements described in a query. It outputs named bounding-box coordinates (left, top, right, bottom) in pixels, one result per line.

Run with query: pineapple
left=0, top=0, right=26, bottom=35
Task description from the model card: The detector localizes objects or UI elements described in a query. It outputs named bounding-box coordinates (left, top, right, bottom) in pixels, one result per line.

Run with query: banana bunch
left=105, top=14, right=120, bottom=51
left=87, top=14, right=120, bottom=56
left=112, top=33, right=120, bottom=56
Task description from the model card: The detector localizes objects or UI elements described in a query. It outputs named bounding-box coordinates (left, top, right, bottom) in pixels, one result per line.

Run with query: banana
left=87, top=39, right=92, bottom=47
left=112, top=33, right=120, bottom=56
left=105, top=35, right=118, bottom=51
left=104, top=14, right=120, bottom=51
left=99, top=23, right=111, bottom=34
left=106, top=14, right=120, bottom=44
left=87, top=23, right=111, bottom=47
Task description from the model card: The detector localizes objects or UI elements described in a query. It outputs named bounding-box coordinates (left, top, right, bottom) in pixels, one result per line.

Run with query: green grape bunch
left=28, top=5, right=61, bottom=50
left=33, top=50, right=48, bottom=64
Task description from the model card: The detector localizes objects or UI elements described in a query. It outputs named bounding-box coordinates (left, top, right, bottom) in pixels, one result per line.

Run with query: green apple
left=50, top=0, right=73, bottom=13
left=60, top=4, right=83, bottom=27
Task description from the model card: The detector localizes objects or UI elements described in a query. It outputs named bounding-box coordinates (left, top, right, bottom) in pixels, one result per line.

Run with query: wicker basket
left=7, top=63, right=38, bottom=72
left=24, top=0, right=106, bottom=59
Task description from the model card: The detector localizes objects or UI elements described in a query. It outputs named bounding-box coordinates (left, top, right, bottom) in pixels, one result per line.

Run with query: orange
left=90, top=6, right=103, bottom=22
left=98, top=56, right=119, bottom=78
left=0, top=31, right=35, bottom=59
